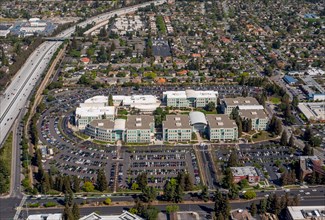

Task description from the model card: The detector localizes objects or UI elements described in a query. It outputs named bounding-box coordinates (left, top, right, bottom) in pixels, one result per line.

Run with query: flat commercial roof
left=185, top=89, right=218, bottom=98
left=126, top=115, right=154, bottom=130
left=84, top=96, right=108, bottom=104
left=76, top=106, right=115, bottom=118
left=287, top=206, right=325, bottom=220
left=163, top=115, right=191, bottom=129
left=89, top=119, right=114, bottom=130
left=230, top=166, right=258, bottom=177
left=239, top=109, right=268, bottom=119
left=163, top=90, right=218, bottom=99
left=298, top=102, right=325, bottom=120
left=206, top=114, right=237, bottom=129
left=223, top=97, right=260, bottom=106
left=163, top=91, right=187, bottom=99
left=283, top=75, right=298, bottom=84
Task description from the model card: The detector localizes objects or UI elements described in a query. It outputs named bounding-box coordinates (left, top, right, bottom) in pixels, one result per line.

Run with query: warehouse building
left=298, top=102, right=325, bottom=122
left=286, top=206, right=325, bottom=220
left=163, top=115, right=192, bottom=142
left=206, top=114, right=238, bottom=141
left=163, top=89, right=218, bottom=108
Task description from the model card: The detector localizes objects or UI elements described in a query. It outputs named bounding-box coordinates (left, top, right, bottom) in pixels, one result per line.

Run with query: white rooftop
left=79, top=211, right=144, bottom=220
left=298, top=102, right=325, bottom=120
left=287, top=206, right=325, bottom=220
left=27, top=213, right=62, bottom=220
left=76, top=106, right=115, bottom=118
left=163, top=91, right=187, bottom=99
left=84, top=96, right=108, bottom=104
left=163, top=90, right=218, bottom=99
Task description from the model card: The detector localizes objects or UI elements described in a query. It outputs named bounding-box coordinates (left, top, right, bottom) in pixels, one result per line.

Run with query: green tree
left=1, top=47, right=9, bottom=66
left=166, top=205, right=179, bottom=214
left=259, top=199, right=267, bottom=214
left=200, top=185, right=209, bottom=201
left=72, top=176, right=80, bottom=193
left=289, top=134, right=295, bottom=148
left=83, top=181, right=94, bottom=192
left=250, top=202, right=257, bottom=216
left=141, top=186, right=157, bottom=203
left=96, top=169, right=108, bottom=192
left=280, top=130, right=288, bottom=146
left=222, top=168, right=234, bottom=189
left=62, top=204, right=73, bottom=220
left=228, top=151, right=238, bottom=167
left=72, top=203, right=80, bottom=220
left=108, top=94, right=113, bottom=106
left=204, top=102, right=216, bottom=112
left=243, top=191, right=256, bottom=199
left=103, top=198, right=112, bottom=205
left=136, top=172, right=148, bottom=191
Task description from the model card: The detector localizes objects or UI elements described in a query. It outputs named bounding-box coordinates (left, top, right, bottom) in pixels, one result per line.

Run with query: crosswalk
left=13, top=195, right=27, bottom=220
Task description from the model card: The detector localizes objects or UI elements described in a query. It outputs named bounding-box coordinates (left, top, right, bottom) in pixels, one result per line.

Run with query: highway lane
left=0, top=0, right=167, bottom=146
left=0, top=41, right=61, bottom=145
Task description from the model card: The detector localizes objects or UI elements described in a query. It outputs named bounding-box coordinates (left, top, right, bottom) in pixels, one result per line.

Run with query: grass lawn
left=252, top=131, right=274, bottom=142
left=270, top=97, right=281, bottom=104
left=0, top=132, right=13, bottom=193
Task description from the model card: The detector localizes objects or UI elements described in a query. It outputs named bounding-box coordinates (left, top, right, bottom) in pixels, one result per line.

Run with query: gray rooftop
left=126, top=115, right=154, bottom=130
left=163, top=115, right=191, bottom=129
left=239, top=109, right=268, bottom=119
left=223, top=97, right=260, bottom=106
left=89, top=119, right=114, bottom=130
left=206, top=114, right=237, bottom=129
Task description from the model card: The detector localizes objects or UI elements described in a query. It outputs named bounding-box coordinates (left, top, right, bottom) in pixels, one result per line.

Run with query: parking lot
left=119, top=147, right=201, bottom=189
left=215, top=143, right=299, bottom=185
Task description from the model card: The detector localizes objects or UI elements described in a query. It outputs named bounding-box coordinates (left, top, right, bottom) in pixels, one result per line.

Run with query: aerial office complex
left=163, top=90, right=218, bottom=108
left=206, top=114, right=238, bottom=141
left=163, top=115, right=192, bottom=142
left=85, top=115, right=154, bottom=143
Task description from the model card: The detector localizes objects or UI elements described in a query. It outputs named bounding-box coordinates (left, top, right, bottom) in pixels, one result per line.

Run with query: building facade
left=126, top=115, right=155, bottom=143
left=239, top=109, right=269, bottom=130
left=206, top=114, right=238, bottom=141
left=85, top=116, right=155, bottom=143
left=221, top=97, right=263, bottom=115
left=163, top=90, right=218, bottom=108
left=163, top=115, right=192, bottom=142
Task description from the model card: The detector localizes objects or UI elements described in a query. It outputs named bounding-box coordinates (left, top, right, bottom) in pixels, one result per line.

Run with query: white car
left=312, top=189, right=317, bottom=192
left=299, top=190, right=304, bottom=192
left=305, top=192, right=310, bottom=195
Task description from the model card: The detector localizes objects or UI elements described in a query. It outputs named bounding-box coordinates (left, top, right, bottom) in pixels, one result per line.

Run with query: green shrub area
left=0, top=132, right=12, bottom=194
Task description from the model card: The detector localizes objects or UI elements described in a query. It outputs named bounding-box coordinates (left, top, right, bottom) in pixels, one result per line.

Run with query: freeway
left=0, top=0, right=166, bottom=147
left=0, top=42, right=61, bottom=145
